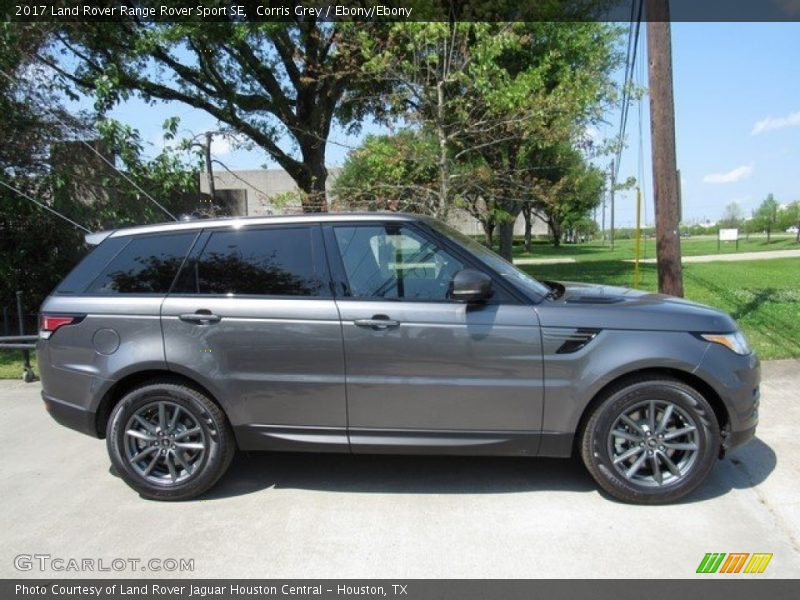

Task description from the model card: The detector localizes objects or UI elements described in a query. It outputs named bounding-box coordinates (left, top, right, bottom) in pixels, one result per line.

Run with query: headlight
left=700, top=331, right=752, bottom=355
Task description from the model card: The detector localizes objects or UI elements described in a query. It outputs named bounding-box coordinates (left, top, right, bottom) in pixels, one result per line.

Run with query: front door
left=327, top=222, right=545, bottom=455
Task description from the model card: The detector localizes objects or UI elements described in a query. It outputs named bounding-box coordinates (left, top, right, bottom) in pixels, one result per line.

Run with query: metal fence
left=0, top=291, right=38, bottom=382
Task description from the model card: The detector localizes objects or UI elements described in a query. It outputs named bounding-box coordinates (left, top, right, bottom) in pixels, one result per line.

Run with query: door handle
left=179, top=310, right=221, bottom=325
left=354, top=315, right=400, bottom=330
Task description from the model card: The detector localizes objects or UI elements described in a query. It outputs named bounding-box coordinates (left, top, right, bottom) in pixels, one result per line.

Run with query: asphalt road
left=1, top=360, right=798, bottom=579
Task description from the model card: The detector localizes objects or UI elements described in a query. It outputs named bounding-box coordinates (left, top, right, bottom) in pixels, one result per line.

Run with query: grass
left=0, top=351, right=37, bottom=380
left=519, top=257, right=800, bottom=361
left=511, top=233, right=799, bottom=262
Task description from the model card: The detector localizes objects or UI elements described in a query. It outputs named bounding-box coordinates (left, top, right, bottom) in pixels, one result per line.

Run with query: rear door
left=161, top=223, right=348, bottom=452
left=326, top=222, right=545, bottom=455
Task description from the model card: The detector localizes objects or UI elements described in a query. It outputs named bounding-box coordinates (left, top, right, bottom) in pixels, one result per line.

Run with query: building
left=198, top=168, right=548, bottom=237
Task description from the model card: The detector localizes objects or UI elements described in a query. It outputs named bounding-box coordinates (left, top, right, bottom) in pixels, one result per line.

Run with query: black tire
left=580, top=376, right=720, bottom=505
left=107, top=381, right=235, bottom=501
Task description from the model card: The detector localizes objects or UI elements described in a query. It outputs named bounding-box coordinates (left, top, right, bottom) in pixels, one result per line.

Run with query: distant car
left=38, top=213, right=759, bottom=504
left=786, top=226, right=799, bottom=234
left=680, top=231, right=692, bottom=238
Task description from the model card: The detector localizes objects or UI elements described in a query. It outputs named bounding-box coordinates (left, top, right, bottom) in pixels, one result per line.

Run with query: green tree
left=41, top=17, right=389, bottom=212
left=359, top=21, right=621, bottom=259
left=776, top=200, right=800, bottom=243
left=333, top=130, right=439, bottom=214
left=1, top=24, right=202, bottom=313
left=523, top=144, right=605, bottom=247
left=753, top=194, right=780, bottom=243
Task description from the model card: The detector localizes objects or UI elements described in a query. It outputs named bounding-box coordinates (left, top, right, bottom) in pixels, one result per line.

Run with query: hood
left=535, top=281, right=737, bottom=333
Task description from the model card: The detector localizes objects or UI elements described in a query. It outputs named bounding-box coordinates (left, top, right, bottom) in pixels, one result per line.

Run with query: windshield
left=424, top=219, right=551, bottom=300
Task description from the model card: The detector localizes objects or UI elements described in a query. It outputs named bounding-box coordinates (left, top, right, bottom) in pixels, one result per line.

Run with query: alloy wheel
left=123, top=400, right=207, bottom=485
left=607, top=399, right=700, bottom=487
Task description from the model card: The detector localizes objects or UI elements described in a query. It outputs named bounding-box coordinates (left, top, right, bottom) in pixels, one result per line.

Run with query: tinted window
left=84, top=233, right=196, bottom=294
left=55, top=236, right=129, bottom=295
left=333, top=225, right=464, bottom=301
left=175, top=226, right=326, bottom=297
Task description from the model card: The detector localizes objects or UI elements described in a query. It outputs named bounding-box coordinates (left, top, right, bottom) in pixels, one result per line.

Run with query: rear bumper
left=42, top=393, right=100, bottom=438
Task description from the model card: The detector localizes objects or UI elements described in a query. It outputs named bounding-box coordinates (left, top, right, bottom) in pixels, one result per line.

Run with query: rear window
left=173, top=226, right=327, bottom=297
left=82, top=232, right=197, bottom=294
left=55, top=236, right=129, bottom=295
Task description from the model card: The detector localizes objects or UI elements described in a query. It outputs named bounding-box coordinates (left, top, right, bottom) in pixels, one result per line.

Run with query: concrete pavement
left=1, top=360, right=798, bottom=578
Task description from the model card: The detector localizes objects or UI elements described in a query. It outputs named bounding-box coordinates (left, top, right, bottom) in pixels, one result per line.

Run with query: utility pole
left=601, top=192, right=606, bottom=245
left=204, top=131, right=216, bottom=201
left=609, top=159, right=616, bottom=250
left=647, top=0, right=684, bottom=296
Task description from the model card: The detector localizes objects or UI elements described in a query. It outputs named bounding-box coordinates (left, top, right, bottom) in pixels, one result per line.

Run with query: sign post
left=718, top=228, right=739, bottom=251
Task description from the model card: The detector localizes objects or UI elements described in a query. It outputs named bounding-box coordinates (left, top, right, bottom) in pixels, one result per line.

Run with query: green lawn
left=512, top=233, right=799, bottom=262
left=0, top=351, right=37, bottom=380
left=520, top=257, right=800, bottom=360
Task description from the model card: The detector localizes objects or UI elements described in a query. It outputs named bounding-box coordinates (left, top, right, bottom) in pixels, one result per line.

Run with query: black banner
left=4, top=580, right=800, bottom=600
left=4, top=0, right=800, bottom=23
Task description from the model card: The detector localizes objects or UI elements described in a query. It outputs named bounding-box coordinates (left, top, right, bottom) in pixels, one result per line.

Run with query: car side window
left=333, top=224, right=465, bottom=301
left=173, top=226, right=327, bottom=297
left=84, top=232, right=196, bottom=294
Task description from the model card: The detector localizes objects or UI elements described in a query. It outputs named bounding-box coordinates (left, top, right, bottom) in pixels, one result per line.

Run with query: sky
left=64, top=22, right=800, bottom=228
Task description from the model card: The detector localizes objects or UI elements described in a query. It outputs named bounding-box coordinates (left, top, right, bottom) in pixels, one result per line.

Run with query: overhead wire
left=614, top=0, right=645, bottom=183
left=0, top=178, right=92, bottom=233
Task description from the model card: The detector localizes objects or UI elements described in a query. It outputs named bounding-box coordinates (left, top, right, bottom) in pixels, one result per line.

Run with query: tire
left=107, top=381, right=235, bottom=501
left=580, top=376, right=720, bottom=505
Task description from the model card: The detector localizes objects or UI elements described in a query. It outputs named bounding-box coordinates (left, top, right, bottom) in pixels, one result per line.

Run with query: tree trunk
left=522, top=204, right=533, bottom=253
left=297, top=145, right=329, bottom=213
left=496, top=200, right=522, bottom=261
left=796, top=223, right=799, bottom=243
left=549, top=220, right=562, bottom=247
left=498, top=220, right=515, bottom=261
left=435, top=81, right=449, bottom=221
left=481, top=218, right=495, bottom=248
left=767, top=225, right=771, bottom=244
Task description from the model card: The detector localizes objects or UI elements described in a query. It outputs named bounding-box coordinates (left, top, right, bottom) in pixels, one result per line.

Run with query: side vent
left=543, top=328, right=601, bottom=354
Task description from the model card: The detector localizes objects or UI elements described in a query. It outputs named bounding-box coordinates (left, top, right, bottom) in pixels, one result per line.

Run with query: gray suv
left=38, top=214, right=759, bottom=503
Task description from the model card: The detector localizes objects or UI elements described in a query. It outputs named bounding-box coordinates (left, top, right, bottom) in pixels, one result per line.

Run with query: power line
left=0, top=178, right=91, bottom=233
left=614, top=0, right=645, bottom=183
left=0, top=67, right=178, bottom=222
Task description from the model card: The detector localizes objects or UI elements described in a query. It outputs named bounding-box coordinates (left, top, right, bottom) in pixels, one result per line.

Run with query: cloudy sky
left=75, top=22, right=799, bottom=227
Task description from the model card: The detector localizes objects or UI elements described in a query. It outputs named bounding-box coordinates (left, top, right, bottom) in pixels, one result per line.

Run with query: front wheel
left=107, top=382, right=235, bottom=501
left=580, top=377, right=720, bottom=504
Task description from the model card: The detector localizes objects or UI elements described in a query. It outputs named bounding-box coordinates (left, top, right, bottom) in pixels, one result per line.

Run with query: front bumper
left=723, top=424, right=757, bottom=452
left=695, top=344, right=760, bottom=451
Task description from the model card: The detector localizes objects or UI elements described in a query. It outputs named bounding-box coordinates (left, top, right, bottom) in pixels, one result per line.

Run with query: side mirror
left=451, top=269, right=493, bottom=303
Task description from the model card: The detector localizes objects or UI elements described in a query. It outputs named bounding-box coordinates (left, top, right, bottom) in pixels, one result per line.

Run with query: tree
left=753, top=194, right=780, bottom=243
left=0, top=23, right=92, bottom=312
left=776, top=200, right=800, bottom=243
left=39, top=17, right=387, bottom=212
left=333, top=130, right=439, bottom=214
left=718, top=201, right=744, bottom=229
left=360, top=21, right=621, bottom=259
left=522, top=144, right=605, bottom=248
left=1, top=24, right=202, bottom=313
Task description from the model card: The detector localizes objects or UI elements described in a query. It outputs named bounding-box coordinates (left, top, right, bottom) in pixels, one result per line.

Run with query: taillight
left=39, top=315, right=83, bottom=339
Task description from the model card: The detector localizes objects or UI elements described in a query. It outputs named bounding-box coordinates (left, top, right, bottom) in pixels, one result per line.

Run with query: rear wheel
left=580, top=377, right=720, bottom=504
left=107, top=382, right=235, bottom=501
